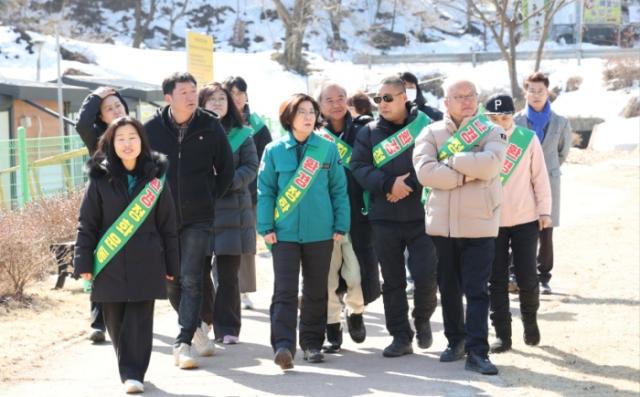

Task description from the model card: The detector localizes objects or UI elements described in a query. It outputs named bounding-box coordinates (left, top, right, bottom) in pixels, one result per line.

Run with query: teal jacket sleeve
left=328, top=145, right=350, bottom=234
left=256, top=143, right=277, bottom=235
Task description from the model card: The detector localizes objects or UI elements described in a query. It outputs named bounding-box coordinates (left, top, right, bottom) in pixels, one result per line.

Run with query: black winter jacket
left=75, top=92, right=130, bottom=155
left=145, top=106, right=234, bottom=228
left=243, top=105, right=273, bottom=205
left=73, top=152, right=179, bottom=302
left=350, top=105, right=426, bottom=223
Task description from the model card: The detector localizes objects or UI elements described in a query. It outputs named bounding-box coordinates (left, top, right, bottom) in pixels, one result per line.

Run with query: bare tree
left=273, top=0, right=314, bottom=73
left=467, top=0, right=572, bottom=104
left=323, top=0, right=348, bottom=51
left=161, top=0, right=190, bottom=50
left=533, top=0, right=572, bottom=72
left=132, top=0, right=157, bottom=48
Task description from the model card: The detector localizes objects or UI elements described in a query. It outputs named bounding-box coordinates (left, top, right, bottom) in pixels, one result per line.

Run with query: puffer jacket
left=413, top=112, right=507, bottom=238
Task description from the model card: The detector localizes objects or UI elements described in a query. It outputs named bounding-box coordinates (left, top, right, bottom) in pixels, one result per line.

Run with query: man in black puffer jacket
left=351, top=76, right=437, bottom=359
left=144, top=72, right=234, bottom=369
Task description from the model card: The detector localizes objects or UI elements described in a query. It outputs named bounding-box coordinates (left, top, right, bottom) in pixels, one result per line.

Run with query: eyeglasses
left=450, top=93, right=477, bottom=103
left=373, top=92, right=403, bottom=104
left=526, top=89, right=547, bottom=96
left=206, top=97, right=227, bottom=104
left=296, top=109, right=317, bottom=117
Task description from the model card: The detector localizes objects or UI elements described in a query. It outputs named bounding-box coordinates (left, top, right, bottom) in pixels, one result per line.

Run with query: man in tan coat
left=413, top=80, right=507, bottom=375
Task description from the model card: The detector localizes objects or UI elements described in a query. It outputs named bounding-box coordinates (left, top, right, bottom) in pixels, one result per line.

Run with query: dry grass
left=0, top=190, right=83, bottom=300
left=603, top=57, right=640, bottom=90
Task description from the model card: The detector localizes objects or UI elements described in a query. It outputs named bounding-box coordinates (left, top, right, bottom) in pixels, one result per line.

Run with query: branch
left=272, top=0, right=291, bottom=26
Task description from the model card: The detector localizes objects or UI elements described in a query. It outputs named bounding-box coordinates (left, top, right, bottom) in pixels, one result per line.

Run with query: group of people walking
left=72, top=69, right=571, bottom=393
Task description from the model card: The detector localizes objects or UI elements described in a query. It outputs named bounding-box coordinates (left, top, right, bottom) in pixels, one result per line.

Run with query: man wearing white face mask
left=399, top=72, right=443, bottom=122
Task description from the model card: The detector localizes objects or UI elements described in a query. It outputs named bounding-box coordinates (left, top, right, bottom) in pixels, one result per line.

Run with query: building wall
left=12, top=99, right=67, bottom=139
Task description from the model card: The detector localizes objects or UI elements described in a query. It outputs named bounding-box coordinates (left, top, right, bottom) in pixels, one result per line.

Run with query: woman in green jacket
left=257, top=93, right=350, bottom=370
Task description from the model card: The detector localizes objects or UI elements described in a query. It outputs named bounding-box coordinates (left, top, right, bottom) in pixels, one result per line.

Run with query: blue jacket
left=257, top=132, right=350, bottom=243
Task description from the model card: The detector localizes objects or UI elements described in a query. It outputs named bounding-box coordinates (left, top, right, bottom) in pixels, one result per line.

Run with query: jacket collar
left=444, top=110, right=480, bottom=134
left=283, top=130, right=323, bottom=150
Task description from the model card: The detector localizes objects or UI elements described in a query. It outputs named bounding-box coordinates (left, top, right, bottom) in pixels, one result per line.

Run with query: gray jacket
left=213, top=137, right=259, bottom=255
left=514, top=109, right=572, bottom=226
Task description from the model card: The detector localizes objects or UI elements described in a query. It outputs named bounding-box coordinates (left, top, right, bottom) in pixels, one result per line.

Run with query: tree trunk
left=133, top=0, right=143, bottom=48
left=274, top=0, right=311, bottom=74
left=508, top=24, right=524, bottom=106
left=535, top=3, right=556, bottom=71
left=167, top=19, right=175, bottom=50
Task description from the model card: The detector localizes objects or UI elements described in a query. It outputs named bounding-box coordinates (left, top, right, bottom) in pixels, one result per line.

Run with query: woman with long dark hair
left=74, top=116, right=178, bottom=393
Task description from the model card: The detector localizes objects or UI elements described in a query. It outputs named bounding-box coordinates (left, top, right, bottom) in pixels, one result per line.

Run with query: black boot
left=346, top=313, right=366, bottom=343
left=415, top=319, right=433, bottom=349
left=522, top=314, right=540, bottom=346
left=465, top=351, right=499, bottom=375
left=323, top=323, right=343, bottom=353
left=490, top=323, right=512, bottom=353
left=382, top=338, right=413, bottom=357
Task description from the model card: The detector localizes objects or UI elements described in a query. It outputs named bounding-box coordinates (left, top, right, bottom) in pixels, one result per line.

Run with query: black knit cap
left=484, top=94, right=515, bottom=115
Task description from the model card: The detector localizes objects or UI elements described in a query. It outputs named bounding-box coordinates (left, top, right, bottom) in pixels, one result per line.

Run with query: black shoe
left=89, top=329, right=105, bottom=343
left=490, top=337, right=512, bottom=353
left=540, top=282, right=552, bottom=295
left=523, top=316, right=541, bottom=346
left=439, top=342, right=465, bottom=362
left=346, top=313, right=366, bottom=343
left=323, top=323, right=342, bottom=353
left=415, top=320, right=433, bottom=349
left=274, top=347, right=294, bottom=370
left=303, top=349, right=324, bottom=363
left=382, top=339, right=413, bottom=357
left=465, top=351, right=499, bottom=375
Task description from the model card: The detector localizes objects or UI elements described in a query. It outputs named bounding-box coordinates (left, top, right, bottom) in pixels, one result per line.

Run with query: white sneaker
left=241, top=293, right=254, bottom=310
left=124, top=379, right=144, bottom=394
left=173, top=343, right=198, bottom=369
left=192, top=322, right=215, bottom=357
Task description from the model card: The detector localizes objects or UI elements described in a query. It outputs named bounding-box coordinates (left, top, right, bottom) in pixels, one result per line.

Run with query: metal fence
left=0, top=115, right=287, bottom=210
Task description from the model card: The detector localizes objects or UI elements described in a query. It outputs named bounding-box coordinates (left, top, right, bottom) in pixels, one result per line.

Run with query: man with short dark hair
left=514, top=72, right=572, bottom=295
left=145, top=72, right=234, bottom=369
left=351, top=76, right=438, bottom=358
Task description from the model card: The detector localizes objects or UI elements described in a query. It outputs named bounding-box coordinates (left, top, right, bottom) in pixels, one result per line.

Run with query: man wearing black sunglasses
left=351, top=76, right=438, bottom=358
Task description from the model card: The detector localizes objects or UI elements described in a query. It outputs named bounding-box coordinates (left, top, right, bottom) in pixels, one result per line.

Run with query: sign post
left=186, top=31, right=214, bottom=86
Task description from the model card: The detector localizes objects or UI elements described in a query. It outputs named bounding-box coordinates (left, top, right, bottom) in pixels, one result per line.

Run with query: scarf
left=526, top=100, right=551, bottom=143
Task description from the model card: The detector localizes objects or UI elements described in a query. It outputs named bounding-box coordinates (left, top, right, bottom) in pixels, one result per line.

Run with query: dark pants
left=200, top=256, right=216, bottom=326
left=270, top=240, right=333, bottom=354
left=213, top=255, right=241, bottom=339
left=538, top=227, right=554, bottom=283
left=432, top=236, right=493, bottom=356
left=372, top=221, right=438, bottom=343
left=90, top=302, right=105, bottom=332
left=351, top=220, right=381, bottom=305
left=167, top=222, right=212, bottom=345
left=489, top=221, right=540, bottom=338
left=102, top=300, right=155, bottom=383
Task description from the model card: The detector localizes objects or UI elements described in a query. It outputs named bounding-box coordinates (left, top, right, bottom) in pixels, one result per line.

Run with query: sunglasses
left=373, top=92, right=403, bottom=104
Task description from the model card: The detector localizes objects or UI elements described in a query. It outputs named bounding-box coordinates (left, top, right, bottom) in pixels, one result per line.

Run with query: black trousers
left=371, top=221, right=438, bottom=343
left=270, top=240, right=333, bottom=354
left=351, top=220, right=381, bottom=305
left=201, top=256, right=215, bottom=326
left=432, top=236, right=493, bottom=356
left=538, top=227, right=554, bottom=283
left=212, top=255, right=241, bottom=339
left=102, top=300, right=155, bottom=383
left=90, top=302, right=105, bottom=331
left=489, top=221, right=540, bottom=338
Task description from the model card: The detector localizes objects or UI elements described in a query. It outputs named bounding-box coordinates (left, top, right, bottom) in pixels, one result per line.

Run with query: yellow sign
left=584, top=0, right=622, bottom=24
left=186, top=31, right=214, bottom=86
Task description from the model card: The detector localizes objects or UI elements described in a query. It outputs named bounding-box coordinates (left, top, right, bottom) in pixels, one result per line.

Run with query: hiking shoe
left=440, top=342, right=465, bottom=362
left=89, top=329, right=105, bottom=343
left=523, top=316, right=541, bottom=346
left=173, top=343, right=198, bottom=369
left=540, top=282, right=552, bottom=295
left=274, top=347, right=294, bottom=370
left=490, top=337, right=512, bottom=353
left=382, top=339, right=413, bottom=357
left=465, top=352, right=499, bottom=375
left=223, top=335, right=239, bottom=345
left=124, top=379, right=144, bottom=394
left=346, top=313, right=366, bottom=343
left=323, top=323, right=342, bottom=353
left=192, top=322, right=215, bottom=356
left=303, top=349, right=325, bottom=363
left=241, top=293, right=254, bottom=310
left=415, top=320, right=433, bottom=349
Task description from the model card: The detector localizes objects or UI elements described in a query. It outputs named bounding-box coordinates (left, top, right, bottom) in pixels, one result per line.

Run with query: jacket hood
left=87, top=151, right=169, bottom=180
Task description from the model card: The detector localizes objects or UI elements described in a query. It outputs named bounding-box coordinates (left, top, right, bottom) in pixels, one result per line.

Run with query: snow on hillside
left=0, top=25, right=636, bottom=122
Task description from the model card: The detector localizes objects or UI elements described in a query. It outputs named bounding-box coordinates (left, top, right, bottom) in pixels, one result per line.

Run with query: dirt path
left=0, top=149, right=638, bottom=396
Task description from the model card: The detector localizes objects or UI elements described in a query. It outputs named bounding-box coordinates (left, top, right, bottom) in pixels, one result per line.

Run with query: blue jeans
left=167, top=221, right=213, bottom=346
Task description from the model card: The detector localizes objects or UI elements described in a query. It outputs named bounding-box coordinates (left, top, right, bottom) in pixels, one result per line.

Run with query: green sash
left=501, top=126, right=535, bottom=185
left=227, top=126, right=253, bottom=153
left=273, top=138, right=331, bottom=224
left=249, top=112, right=266, bottom=133
left=317, top=128, right=352, bottom=169
left=93, top=176, right=165, bottom=277
left=421, top=113, right=495, bottom=203
left=362, top=111, right=432, bottom=215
